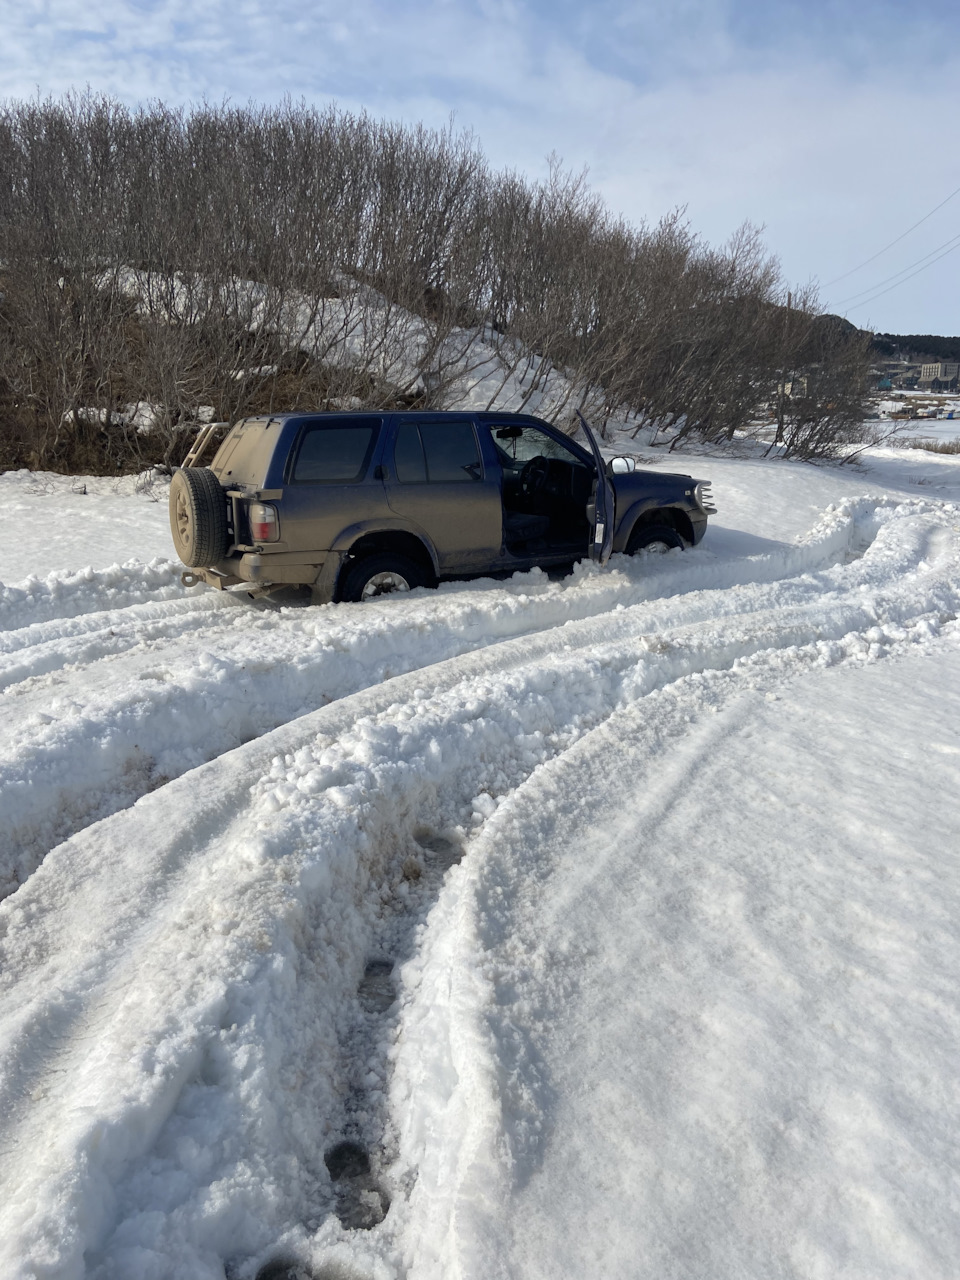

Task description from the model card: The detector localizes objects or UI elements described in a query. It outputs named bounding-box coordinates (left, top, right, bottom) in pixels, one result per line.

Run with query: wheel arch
left=339, top=529, right=438, bottom=583
left=620, top=503, right=694, bottom=550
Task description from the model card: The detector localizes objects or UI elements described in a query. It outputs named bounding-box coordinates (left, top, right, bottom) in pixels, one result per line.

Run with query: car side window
left=292, top=420, right=381, bottom=483
left=394, top=421, right=482, bottom=483
left=394, top=422, right=427, bottom=483
left=496, top=425, right=588, bottom=467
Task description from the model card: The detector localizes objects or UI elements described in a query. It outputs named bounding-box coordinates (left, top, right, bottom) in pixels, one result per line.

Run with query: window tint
left=419, top=422, right=481, bottom=483
left=292, top=420, right=380, bottom=483
left=394, top=422, right=427, bottom=483
left=394, top=421, right=482, bottom=484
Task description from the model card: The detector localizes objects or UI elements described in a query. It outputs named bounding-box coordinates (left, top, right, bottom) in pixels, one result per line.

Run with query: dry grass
left=900, top=436, right=960, bottom=454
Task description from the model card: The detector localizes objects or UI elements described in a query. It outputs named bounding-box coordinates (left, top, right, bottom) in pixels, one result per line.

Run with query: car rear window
left=210, top=418, right=277, bottom=486
left=292, top=419, right=382, bottom=483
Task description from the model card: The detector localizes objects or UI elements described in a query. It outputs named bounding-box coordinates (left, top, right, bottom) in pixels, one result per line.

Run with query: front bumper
left=689, top=509, right=709, bottom=545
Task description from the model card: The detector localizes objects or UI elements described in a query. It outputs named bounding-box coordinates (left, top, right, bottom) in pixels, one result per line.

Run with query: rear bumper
left=182, top=550, right=343, bottom=601
left=180, top=566, right=245, bottom=591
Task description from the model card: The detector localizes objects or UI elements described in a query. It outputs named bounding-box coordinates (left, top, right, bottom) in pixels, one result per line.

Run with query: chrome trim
left=695, top=481, right=717, bottom=514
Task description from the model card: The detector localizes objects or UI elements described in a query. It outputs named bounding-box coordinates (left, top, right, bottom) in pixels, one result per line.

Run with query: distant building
left=780, top=376, right=808, bottom=398
left=919, top=362, right=959, bottom=390
left=873, top=359, right=923, bottom=389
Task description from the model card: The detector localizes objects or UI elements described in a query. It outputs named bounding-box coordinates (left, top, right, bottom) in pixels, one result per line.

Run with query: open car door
left=576, top=412, right=615, bottom=565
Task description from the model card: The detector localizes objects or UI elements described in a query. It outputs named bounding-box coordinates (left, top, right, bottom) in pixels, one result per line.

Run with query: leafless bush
left=765, top=307, right=873, bottom=461
left=0, top=93, right=867, bottom=472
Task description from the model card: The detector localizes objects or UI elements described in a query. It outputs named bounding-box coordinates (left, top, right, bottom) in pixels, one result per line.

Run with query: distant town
left=860, top=333, right=960, bottom=423
left=869, top=333, right=960, bottom=391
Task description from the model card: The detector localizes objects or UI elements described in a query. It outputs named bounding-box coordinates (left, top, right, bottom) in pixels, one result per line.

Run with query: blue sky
left=2, top=0, right=959, bottom=334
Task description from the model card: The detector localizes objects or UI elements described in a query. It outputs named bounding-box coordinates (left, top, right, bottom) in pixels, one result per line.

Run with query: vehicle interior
left=492, top=424, right=594, bottom=556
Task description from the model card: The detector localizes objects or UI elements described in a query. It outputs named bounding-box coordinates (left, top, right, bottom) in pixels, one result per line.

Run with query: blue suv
left=169, top=411, right=714, bottom=601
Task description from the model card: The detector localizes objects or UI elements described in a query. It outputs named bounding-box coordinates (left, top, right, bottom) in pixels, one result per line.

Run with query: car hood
left=611, top=468, right=697, bottom=495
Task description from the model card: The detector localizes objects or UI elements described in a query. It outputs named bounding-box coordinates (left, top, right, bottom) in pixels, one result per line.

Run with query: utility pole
left=774, top=290, right=792, bottom=449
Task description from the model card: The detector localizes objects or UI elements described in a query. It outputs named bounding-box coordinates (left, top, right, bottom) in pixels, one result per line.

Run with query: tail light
left=248, top=502, right=279, bottom=542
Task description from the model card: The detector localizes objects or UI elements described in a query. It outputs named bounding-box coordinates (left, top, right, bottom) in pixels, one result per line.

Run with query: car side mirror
left=609, top=456, right=636, bottom=474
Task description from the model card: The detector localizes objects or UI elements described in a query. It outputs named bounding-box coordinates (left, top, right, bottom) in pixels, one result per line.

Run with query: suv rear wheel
left=339, top=552, right=427, bottom=602
left=169, top=467, right=229, bottom=567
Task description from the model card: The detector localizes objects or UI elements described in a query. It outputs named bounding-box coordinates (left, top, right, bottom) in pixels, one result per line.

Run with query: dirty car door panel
left=279, top=417, right=385, bottom=554
left=385, top=418, right=502, bottom=573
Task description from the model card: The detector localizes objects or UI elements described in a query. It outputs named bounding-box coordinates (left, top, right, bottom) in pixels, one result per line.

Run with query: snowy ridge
left=0, top=494, right=938, bottom=899
left=104, top=267, right=589, bottom=424
left=0, top=560, right=186, bottom=632
left=0, top=493, right=958, bottom=1277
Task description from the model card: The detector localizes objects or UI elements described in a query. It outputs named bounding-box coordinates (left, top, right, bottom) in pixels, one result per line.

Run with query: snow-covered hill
left=1, top=444, right=959, bottom=1280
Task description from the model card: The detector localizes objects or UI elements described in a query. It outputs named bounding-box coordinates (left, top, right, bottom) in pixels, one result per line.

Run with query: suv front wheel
left=339, top=552, right=427, bottom=603
left=627, top=524, right=685, bottom=555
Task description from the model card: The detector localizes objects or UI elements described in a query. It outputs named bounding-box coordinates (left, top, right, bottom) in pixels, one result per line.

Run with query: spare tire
left=169, top=467, right=229, bottom=567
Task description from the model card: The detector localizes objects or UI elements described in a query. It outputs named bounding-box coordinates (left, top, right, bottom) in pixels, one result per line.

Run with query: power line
left=824, top=180, right=960, bottom=286
left=835, top=229, right=960, bottom=306
left=842, top=236, right=960, bottom=314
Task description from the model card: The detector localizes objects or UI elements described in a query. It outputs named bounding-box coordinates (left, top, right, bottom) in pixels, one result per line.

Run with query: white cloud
left=2, top=0, right=959, bottom=331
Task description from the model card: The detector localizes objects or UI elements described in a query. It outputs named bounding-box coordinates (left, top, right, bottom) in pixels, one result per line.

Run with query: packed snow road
left=1, top=453, right=959, bottom=1279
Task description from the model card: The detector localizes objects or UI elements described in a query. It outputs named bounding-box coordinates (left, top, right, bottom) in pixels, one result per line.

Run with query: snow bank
left=0, top=559, right=186, bottom=631
left=0, top=488, right=959, bottom=1276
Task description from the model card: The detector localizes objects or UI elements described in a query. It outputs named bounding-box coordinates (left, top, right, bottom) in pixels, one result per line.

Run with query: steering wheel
left=520, top=455, right=550, bottom=497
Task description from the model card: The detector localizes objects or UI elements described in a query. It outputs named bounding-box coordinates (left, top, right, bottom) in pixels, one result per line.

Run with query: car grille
left=695, top=482, right=717, bottom=514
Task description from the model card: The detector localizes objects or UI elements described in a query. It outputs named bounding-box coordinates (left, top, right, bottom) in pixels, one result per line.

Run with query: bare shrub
left=767, top=310, right=873, bottom=462
left=892, top=436, right=960, bottom=455
left=0, top=93, right=868, bottom=472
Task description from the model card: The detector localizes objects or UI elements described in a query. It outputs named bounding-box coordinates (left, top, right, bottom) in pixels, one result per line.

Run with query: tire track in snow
left=387, top=664, right=772, bottom=1280
left=0, top=496, right=937, bottom=899
left=0, top=558, right=188, bottom=632
left=0, top=589, right=245, bottom=680
left=388, top=632, right=960, bottom=1280
left=1, top=500, right=959, bottom=1278
left=0, top=490, right=892, bottom=658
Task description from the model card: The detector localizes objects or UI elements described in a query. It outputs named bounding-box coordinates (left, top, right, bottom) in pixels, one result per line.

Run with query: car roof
left=261, top=409, right=557, bottom=425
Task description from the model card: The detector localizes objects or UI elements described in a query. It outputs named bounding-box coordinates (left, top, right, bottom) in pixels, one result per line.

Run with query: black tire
left=627, top=523, right=685, bottom=555
left=169, top=467, right=229, bottom=567
left=339, top=552, right=427, bottom=603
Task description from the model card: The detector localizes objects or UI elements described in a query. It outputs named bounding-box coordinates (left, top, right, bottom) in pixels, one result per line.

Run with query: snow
left=405, top=643, right=960, bottom=1280
left=893, top=420, right=960, bottom=445
left=103, top=267, right=591, bottom=423
left=1, top=440, right=959, bottom=1279
left=0, top=469, right=176, bottom=582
